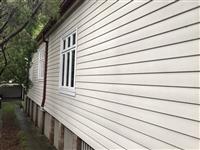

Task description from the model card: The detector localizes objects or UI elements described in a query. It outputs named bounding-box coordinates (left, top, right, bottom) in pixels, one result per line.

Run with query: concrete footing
left=24, top=98, right=94, bottom=150
left=31, top=100, right=34, bottom=121
left=49, top=116, right=55, bottom=145
left=35, top=104, right=38, bottom=127
left=58, top=123, right=64, bottom=150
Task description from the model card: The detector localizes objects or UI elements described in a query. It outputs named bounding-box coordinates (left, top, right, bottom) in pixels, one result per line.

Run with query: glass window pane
left=40, top=49, right=45, bottom=60
left=62, top=54, right=65, bottom=86
left=68, top=36, right=71, bottom=48
left=41, top=61, right=44, bottom=78
left=66, top=52, right=70, bottom=86
left=72, top=33, right=76, bottom=45
left=71, top=50, right=75, bottom=87
left=63, top=39, right=66, bottom=50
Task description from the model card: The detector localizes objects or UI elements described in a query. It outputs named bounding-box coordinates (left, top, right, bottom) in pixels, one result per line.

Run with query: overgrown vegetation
left=0, top=0, right=59, bottom=93
left=2, top=101, right=16, bottom=117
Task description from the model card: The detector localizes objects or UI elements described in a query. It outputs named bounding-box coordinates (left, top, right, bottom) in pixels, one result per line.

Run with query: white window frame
left=38, top=47, right=45, bottom=80
left=59, top=29, right=77, bottom=96
left=29, top=65, right=33, bottom=81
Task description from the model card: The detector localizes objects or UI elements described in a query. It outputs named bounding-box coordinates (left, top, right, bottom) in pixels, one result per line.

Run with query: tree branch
left=0, top=45, right=8, bottom=76
left=0, top=1, right=43, bottom=47
left=0, top=8, right=15, bottom=34
left=0, top=12, right=8, bottom=19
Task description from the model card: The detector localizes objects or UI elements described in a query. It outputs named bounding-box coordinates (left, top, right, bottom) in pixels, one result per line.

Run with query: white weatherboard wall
left=44, top=0, right=200, bottom=149
left=28, top=43, right=45, bottom=105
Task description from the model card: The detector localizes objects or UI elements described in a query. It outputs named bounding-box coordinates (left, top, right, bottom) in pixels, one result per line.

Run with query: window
left=29, top=65, right=33, bottom=81
left=59, top=30, right=77, bottom=96
left=38, top=48, right=45, bottom=80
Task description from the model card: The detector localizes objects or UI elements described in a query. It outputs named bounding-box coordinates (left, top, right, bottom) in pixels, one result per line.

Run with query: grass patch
left=18, top=131, right=28, bottom=150
left=2, top=102, right=15, bottom=114
left=3, top=101, right=28, bottom=150
left=2, top=102, right=17, bottom=124
left=1, top=101, right=26, bottom=150
left=0, top=102, right=21, bottom=150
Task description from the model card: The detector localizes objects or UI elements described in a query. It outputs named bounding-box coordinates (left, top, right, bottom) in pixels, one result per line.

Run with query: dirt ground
left=0, top=102, right=21, bottom=150
left=0, top=101, right=56, bottom=150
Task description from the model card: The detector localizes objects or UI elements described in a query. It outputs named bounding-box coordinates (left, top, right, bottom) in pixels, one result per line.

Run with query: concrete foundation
left=44, top=112, right=51, bottom=139
left=30, top=100, right=34, bottom=121
left=58, top=123, right=65, bottom=150
left=49, top=116, right=55, bottom=145
left=38, top=107, right=44, bottom=133
left=29, top=99, right=32, bottom=117
left=54, top=119, right=60, bottom=149
left=64, top=128, right=78, bottom=150
left=24, top=97, right=94, bottom=150
left=35, top=104, right=38, bottom=127
left=33, top=103, right=36, bottom=123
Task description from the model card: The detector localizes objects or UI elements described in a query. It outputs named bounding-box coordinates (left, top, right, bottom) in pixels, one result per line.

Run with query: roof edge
left=36, top=0, right=84, bottom=44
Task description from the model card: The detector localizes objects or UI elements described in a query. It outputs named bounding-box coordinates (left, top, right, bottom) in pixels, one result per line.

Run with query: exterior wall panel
left=35, top=0, right=200, bottom=149
left=28, top=43, right=45, bottom=105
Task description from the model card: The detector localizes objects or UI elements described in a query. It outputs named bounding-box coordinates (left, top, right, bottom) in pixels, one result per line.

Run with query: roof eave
left=36, top=0, right=84, bottom=44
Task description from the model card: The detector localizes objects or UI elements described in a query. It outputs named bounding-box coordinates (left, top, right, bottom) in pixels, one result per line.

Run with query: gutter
left=41, top=34, right=48, bottom=108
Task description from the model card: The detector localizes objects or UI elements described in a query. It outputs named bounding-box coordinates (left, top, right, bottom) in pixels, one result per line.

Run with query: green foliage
left=0, top=0, right=59, bottom=91
left=0, top=31, right=36, bottom=87
left=2, top=101, right=15, bottom=117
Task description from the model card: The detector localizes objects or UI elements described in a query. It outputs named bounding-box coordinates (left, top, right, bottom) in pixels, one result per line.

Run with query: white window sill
left=59, top=87, right=76, bottom=97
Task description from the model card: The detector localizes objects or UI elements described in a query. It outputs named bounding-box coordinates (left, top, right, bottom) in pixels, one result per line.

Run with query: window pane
left=63, top=39, right=66, bottom=50
left=40, top=61, right=44, bottom=78
left=71, top=50, right=75, bottom=87
left=72, top=33, right=76, bottom=45
left=68, top=36, right=71, bottom=47
left=62, top=54, right=65, bottom=86
left=39, top=49, right=45, bottom=61
left=66, top=52, right=70, bottom=86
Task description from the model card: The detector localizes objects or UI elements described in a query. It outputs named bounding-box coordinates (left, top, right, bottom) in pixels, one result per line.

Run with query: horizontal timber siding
left=28, top=44, right=45, bottom=105
left=44, top=0, right=200, bottom=149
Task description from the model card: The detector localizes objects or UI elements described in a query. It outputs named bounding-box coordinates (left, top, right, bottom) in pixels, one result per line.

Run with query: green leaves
left=0, top=0, right=59, bottom=91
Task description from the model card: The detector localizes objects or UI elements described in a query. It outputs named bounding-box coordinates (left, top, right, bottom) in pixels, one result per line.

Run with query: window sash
left=61, top=48, right=75, bottom=88
left=40, top=60, right=44, bottom=78
left=60, top=31, right=76, bottom=94
left=29, top=66, right=33, bottom=81
left=38, top=48, right=45, bottom=80
left=61, top=54, right=65, bottom=86
left=63, top=32, right=76, bottom=51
